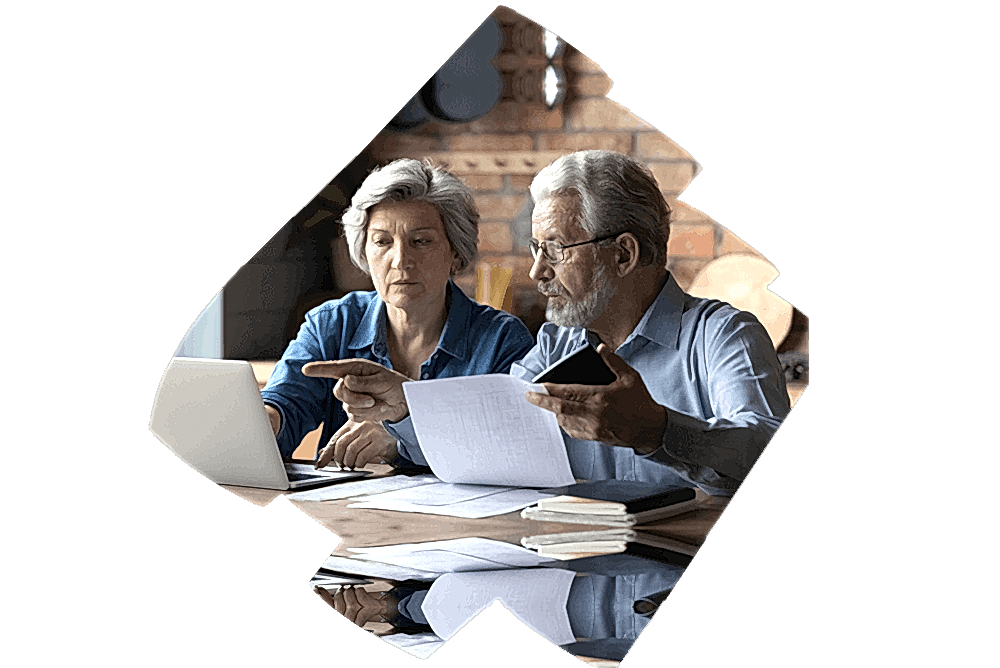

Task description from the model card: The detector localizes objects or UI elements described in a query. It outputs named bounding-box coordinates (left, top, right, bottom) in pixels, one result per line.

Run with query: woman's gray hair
left=341, top=158, right=479, bottom=275
left=529, top=150, right=671, bottom=268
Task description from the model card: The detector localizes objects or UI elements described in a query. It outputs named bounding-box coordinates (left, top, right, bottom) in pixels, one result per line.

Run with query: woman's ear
left=450, top=251, right=461, bottom=275
left=615, top=233, right=641, bottom=277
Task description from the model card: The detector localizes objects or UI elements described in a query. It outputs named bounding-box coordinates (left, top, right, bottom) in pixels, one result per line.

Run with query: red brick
left=668, top=200, right=712, bottom=225
left=444, top=134, right=534, bottom=151
left=667, top=224, right=714, bottom=258
left=462, top=175, right=504, bottom=192
left=368, top=134, right=443, bottom=159
left=470, top=102, right=564, bottom=133
left=565, top=98, right=654, bottom=131
left=667, top=257, right=711, bottom=291
left=510, top=174, right=535, bottom=193
left=570, top=73, right=613, bottom=97
left=648, top=162, right=696, bottom=194
left=536, top=132, right=632, bottom=153
left=478, top=223, right=514, bottom=253
left=635, top=133, right=693, bottom=161
left=717, top=225, right=764, bottom=258
left=475, top=194, right=528, bottom=220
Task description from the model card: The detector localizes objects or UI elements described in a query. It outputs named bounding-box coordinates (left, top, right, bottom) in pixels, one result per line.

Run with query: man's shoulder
left=679, top=292, right=772, bottom=348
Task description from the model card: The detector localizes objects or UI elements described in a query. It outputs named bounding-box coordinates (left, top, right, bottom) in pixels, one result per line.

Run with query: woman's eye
left=414, top=238, right=432, bottom=245
left=372, top=238, right=391, bottom=247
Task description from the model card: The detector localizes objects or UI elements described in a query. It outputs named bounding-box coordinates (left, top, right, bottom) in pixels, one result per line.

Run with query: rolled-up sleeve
left=648, top=311, right=790, bottom=483
left=260, top=311, right=333, bottom=458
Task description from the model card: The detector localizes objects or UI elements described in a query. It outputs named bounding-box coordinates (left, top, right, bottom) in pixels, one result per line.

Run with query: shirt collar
left=347, top=292, right=387, bottom=354
left=437, top=280, right=472, bottom=361
left=629, top=272, right=685, bottom=349
left=345, top=281, right=472, bottom=360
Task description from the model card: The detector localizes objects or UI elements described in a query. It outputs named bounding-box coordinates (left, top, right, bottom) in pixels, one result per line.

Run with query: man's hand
left=525, top=343, right=667, bottom=455
left=302, top=359, right=410, bottom=423
left=314, top=585, right=397, bottom=629
left=316, top=419, right=398, bottom=470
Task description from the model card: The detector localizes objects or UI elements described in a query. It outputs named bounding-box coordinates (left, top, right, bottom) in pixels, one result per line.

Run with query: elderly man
left=510, top=150, right=790, bottom=495
left=322, top=150, right=789, bottom=496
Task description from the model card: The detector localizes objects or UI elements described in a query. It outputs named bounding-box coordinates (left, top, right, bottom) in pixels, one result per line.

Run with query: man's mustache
left=537, top=281, right=564, bottom=297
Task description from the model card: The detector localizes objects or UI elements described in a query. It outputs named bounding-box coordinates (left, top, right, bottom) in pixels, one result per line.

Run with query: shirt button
left=421, top=373, right=429, bottom=379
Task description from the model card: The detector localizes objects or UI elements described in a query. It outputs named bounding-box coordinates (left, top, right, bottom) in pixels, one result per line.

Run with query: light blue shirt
left=509, top=273, right=790, bottom=496
left=262, top=281, right=534, bottom=461
left=386, top=274, right=789, bottom=494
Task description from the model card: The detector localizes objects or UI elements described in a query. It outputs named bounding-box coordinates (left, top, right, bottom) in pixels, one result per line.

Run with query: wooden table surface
left=223, top=466, right=729, bottom=554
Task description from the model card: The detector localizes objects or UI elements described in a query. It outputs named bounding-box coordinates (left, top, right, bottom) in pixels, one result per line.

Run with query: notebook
left=522, top=481, right=707, bottom=527
left=149, top=357, right=368, bottom=490
left=521, top=528, right=698, bottom=564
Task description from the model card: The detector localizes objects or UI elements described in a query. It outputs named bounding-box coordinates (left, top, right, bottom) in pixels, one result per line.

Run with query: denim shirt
left=510, top=274, right=789, bottom=496
left=260, top=281, right=534, bottom=460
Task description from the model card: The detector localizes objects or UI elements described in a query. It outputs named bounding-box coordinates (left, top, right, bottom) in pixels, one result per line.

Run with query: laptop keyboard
left=287, top=470, right=325, bottom=482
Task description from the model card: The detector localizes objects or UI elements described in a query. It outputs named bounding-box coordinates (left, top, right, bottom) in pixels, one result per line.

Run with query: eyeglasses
left=528, top=233, right=621, bottom=264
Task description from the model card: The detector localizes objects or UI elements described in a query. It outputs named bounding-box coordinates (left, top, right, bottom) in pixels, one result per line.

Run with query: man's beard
left=540, top=261, right=616, bottom=328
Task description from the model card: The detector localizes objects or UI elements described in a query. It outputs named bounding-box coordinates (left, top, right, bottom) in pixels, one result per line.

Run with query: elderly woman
left=260, top=159, right=534, bottom=469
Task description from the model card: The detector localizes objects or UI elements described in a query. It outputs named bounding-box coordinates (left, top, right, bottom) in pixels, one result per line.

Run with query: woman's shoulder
left=462, top=292, right=533, bottom=341
left=301, top=291, right=381, bottom=337
left=305, top=290, right=379, bottom=319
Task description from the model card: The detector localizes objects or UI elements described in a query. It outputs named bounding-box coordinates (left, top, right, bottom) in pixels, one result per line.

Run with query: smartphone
left=532, top=344, right=617, bottom=385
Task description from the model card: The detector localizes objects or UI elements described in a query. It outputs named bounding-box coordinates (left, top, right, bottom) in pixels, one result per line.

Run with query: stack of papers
left=285, top=473, right=438, bottom=502
left=347, top=537, right=556, bottom=573
left=347, top=481, right=556, bottom=519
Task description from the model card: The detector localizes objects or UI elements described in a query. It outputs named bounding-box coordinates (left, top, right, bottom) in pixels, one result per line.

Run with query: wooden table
left=223, top=466, right=729, bottom=554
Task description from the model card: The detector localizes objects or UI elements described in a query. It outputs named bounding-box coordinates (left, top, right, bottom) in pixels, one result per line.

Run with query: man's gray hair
left=529, top=150, right=670, bottom=268
left=342, top=158, right=479, bottom=275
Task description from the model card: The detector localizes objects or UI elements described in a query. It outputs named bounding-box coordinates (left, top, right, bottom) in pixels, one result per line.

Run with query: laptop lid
left=149, top=357, right=291, bottom=490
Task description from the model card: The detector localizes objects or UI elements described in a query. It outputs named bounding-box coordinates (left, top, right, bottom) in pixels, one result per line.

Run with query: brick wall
left=360, top=6, right=805, bottom=355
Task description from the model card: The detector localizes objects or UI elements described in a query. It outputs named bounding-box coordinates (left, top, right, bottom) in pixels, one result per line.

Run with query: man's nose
left=528, top=252, right=553, bottom=281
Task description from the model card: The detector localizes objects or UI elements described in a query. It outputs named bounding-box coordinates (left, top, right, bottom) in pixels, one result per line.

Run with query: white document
left=348, top=537, right=555, bottom=572
left=382, top=632, right=444, bottom=659
left=320, top=555, right=437, bottom=581
left=350, top=537, right=555, bottom=568
left=421, top=569, right=577, bottom=646
left=351, top=482, right=514, bottom=506
left=311, top=576, right=372, bottom=589
left=402, top=374, right=575, bottom=487
left=347, top=483, right=556, bottom=519
left=285, top=473, right=438, bottom=502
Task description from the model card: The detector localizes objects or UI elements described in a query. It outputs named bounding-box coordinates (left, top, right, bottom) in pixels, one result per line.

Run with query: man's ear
left=615, top=233, right=641, bottom=277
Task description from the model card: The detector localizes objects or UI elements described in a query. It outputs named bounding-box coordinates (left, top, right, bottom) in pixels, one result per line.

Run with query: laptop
left=149, top=357, right=368, bottom=490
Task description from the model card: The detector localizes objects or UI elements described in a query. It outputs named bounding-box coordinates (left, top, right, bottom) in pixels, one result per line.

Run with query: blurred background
left=178, top=6, right=807, bottom=409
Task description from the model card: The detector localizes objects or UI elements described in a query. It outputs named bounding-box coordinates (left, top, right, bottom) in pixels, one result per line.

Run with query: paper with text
left=422, top=569, right=576, bottom=645
left=285, top=473, right=438, bottom=502
left=402, top=374, right=574, bottom=487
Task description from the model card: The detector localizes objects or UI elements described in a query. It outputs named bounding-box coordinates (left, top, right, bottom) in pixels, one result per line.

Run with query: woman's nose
left=390, top=241, right=414, bottom=269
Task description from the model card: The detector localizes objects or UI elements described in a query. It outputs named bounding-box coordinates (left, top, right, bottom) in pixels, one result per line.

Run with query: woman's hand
left=302, top=359, right=411, bottom=423
left=316, top=419, right=398, bottom=470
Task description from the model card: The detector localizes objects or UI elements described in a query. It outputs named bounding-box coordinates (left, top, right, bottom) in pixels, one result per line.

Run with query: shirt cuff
left=639, top=409, right=740, bottom=496
left=382, top=416, right=429, bottom=467
left=262, top=401, right=289, bottom=447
